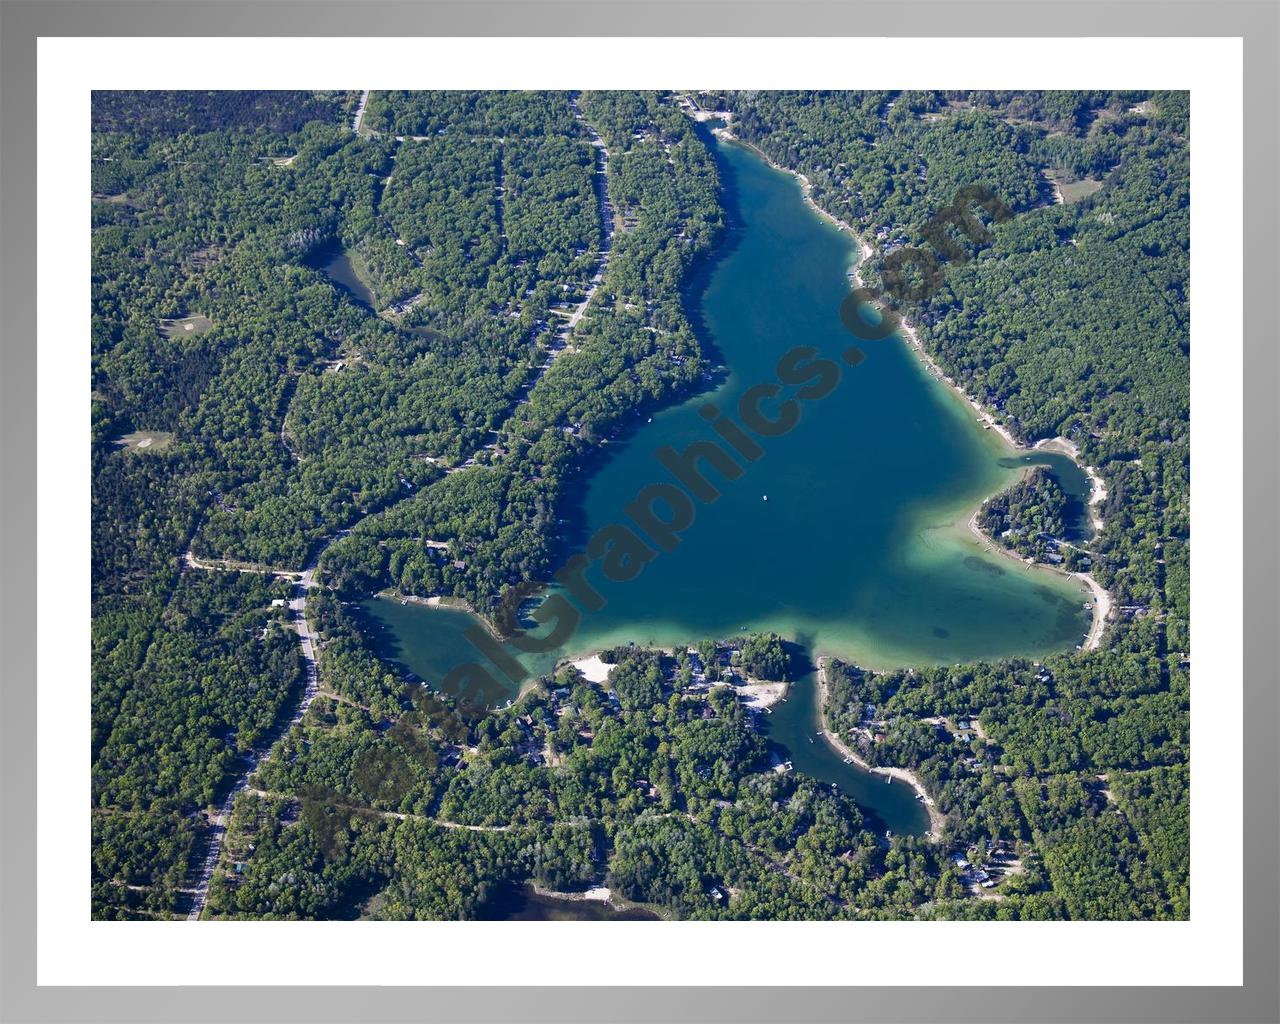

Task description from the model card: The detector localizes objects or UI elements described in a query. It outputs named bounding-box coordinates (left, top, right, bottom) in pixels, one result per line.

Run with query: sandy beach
left=816, top=660, right=947, bottom=839
left=532, top=882, right=612, bottom=903
left=383, top=590, right=474, bottom=613
left=568, top=650, right=788, bottom=709
left=1076, top=573, right=1113, bottom=651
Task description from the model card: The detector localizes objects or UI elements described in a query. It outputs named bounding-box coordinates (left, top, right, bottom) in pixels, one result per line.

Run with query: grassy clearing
left=114, top=430, right=175, bottom=453
left=158, top=315, right=214, bottom=338
left=1044, top=168, right=1104, bottom=205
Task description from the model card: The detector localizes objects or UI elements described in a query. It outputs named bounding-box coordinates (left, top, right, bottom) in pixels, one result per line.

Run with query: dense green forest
left=91, top=89, right=1188, bottom=921
left=206, top=644, right=939, bottom=920
left=974, top=466, right=1092, bottom=568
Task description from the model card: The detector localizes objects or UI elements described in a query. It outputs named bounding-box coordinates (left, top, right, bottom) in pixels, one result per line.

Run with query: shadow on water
left=479, top=883, right=660, bottom=921
left=303, top=241, right=377, bottom=309
left=998, top=450, right=1095, bottom=542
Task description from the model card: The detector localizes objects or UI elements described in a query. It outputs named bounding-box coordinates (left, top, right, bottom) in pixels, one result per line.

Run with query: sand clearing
left=730, top=678, right=788, bottom=710
left=570, top=654, right=614, bottom=683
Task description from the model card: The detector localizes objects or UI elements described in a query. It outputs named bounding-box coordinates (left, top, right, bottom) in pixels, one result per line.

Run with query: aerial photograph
left=91, top=89, right=1189, bottom=922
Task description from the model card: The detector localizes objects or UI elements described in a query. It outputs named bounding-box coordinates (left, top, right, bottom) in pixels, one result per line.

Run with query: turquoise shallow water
left=359, top=134, right=1092, bottom=835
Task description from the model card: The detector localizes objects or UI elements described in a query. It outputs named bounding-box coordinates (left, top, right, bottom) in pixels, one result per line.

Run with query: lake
left=306, top=242, right=376, bottom=308
left=358, top=132, right=1092, bottom=835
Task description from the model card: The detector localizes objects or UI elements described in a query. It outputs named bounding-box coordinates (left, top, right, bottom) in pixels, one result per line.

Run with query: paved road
left=560, top=97, right=614, bottom=335
left=185, top=560, right=323, bottom=919
left=352, top=89, right=371, bottom=135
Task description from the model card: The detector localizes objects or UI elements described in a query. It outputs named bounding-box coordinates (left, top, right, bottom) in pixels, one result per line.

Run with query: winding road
left=184, top=554, right=331, bottom=918
left=183, top=96, right=620, bottom=919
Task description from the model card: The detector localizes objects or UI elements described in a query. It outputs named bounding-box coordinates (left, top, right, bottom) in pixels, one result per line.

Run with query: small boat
left=885, top=777, right=891, bottom=784
left=762, top=494, right=768, bottom=501
left=647, top=417, right=652, bottom=423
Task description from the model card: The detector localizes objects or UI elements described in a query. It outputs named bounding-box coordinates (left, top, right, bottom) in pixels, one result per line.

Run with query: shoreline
left=714, top=121, right=1113, bottom=654
left=529, top=882, right=666, bottom=919
left=716, top=127, right=1082, bottom=456
left=961, top=506, right=1110, bottom=652
left=815, top=658, right=947, bottom=839
left=565, top=649, right=789, bottom=710
left=1031, top=436, right=1108, bottom=534
left=530, top=882, right=613, bottom=904
left=559, top=641, right=937, bottom=836
left=1075, top=572, right=1113, bottom=651
left=378, top=588, right=517, bottom=645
